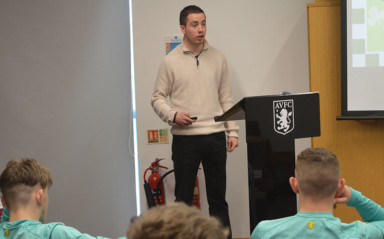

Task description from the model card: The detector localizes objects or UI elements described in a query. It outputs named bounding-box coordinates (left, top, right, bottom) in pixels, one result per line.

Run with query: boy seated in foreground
left=127, top=202, right=228, bottom=239
left=0, top=158, right=118, bottom=238
left=252, top=148, right=384, bottom=239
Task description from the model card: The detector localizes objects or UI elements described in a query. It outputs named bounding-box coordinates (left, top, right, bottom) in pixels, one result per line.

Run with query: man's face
left=181, top=13, right=206, bottom=47
left=39, top=188, right=49, bottom=223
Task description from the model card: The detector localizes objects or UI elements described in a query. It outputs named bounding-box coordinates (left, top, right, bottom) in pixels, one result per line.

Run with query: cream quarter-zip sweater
left=151, top=41, right=239, bottom=137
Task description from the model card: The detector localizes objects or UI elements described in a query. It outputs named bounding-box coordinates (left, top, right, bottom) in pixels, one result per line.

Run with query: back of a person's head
left=0, top=158, right=52, bottom=209
left=296, top=148, right=340, bottom=198
left=127, top=202, right=227, bottom=239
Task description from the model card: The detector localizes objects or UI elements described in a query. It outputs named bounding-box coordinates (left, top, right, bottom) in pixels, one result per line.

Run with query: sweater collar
left=182, top=40, right=209, bottom=54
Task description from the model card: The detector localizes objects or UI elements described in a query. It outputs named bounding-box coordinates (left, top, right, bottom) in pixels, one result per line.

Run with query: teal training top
left=251, top=188, right=384, bottom=239
left=0, top=208, right=120, bottom=239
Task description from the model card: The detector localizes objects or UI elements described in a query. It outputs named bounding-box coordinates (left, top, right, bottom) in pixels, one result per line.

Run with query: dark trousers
left=172, top=131, right=231, bottom=238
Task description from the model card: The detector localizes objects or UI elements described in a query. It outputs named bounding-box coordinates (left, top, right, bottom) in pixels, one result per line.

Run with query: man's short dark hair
left=179, top=5, right=205, bottom=26
left=296, top=148, right=340, bottom=198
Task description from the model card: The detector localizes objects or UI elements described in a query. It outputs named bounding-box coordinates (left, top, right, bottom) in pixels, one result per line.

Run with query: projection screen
left=340, top=0, right=384, bottom=119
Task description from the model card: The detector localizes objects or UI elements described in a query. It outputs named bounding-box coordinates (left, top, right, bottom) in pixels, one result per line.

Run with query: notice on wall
left=164, top=35, right=183, bottom=55
left=147, top=128, right=169, bottom=144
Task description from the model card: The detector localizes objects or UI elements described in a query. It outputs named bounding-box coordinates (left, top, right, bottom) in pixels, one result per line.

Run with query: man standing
left=151, top=5, right=239, bottom=238
left=251, top=148, right=384, bottom=238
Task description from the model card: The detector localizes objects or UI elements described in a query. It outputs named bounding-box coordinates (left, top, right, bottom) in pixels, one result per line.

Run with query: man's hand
left=334, top=185, right=352, bottom=205
left=227, top=137, right=238, bottom=152
left=174, top=112, right=196, bottom=127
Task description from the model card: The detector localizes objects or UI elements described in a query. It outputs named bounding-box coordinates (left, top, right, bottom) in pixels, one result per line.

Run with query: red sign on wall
left=148, top=130, right=159, bottom=143
left=147, top=129, right=169, bottom=144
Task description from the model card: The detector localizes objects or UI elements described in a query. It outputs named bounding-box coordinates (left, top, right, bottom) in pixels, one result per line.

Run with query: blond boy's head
left=127, top=202, right=227, bottom=239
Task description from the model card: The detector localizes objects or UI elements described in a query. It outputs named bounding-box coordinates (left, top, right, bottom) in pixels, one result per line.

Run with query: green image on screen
left=367, top=0, right=384, bottom=52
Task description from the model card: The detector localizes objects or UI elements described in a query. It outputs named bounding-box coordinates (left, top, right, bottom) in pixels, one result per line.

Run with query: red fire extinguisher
left=143, top=158, right=201, bottom=209
left=144, top=158, right=168, bottom=206
left=192, top=175, right=200, bottom=209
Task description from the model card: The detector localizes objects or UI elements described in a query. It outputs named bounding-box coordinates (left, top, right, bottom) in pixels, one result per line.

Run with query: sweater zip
left=190, top=49, right=206, bottom=69
left=195, top=50, right=205, bottom=69
left=195, top=55, right=199, bottom=68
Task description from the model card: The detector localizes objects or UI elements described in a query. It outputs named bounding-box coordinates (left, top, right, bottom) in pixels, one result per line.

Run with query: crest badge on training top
left=273, top=99, right=294, bottom=135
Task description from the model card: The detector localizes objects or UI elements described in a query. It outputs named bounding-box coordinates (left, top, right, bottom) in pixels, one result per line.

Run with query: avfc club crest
left=273, top=99, right=294, bottom=135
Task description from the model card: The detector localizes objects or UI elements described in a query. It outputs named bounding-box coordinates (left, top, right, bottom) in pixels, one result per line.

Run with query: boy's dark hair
left=179, top=5, right=205, bottom=26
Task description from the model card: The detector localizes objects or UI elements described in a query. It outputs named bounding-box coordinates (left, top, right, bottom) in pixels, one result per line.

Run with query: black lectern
left=215, top=92, right=320, bottom=233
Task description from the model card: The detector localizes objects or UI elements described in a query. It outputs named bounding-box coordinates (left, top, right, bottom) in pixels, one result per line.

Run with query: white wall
left=133, top=0, right=312, bottom=237
left=0, top=1, right=136, bottom=238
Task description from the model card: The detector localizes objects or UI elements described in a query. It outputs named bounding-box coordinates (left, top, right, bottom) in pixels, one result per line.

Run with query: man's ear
left=289, top=177, right=299, bottom=194
left=1, top=195, right=7, bottom=208
left=180, top=25, right=186, bottom=35
left=35, top=188, right=44, bottom=205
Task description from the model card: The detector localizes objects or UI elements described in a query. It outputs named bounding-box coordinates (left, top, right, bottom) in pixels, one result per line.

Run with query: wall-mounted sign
left=147, top=128, right=169, bottom=144
left=165, top=35, right=183, bottom=55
